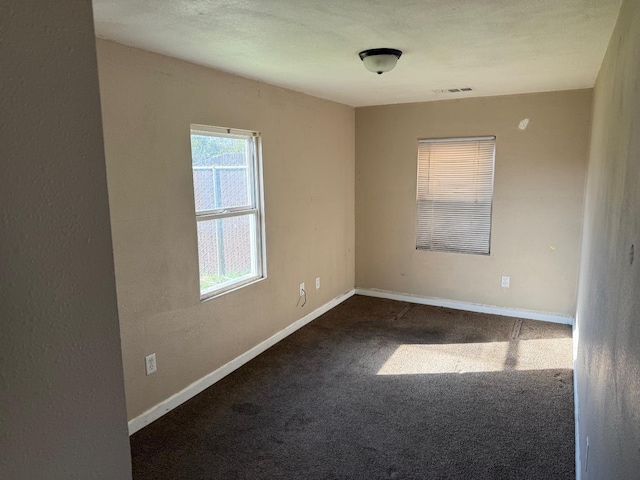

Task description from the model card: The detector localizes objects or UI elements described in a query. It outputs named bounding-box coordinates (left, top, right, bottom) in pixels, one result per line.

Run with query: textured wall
left=355, top=91, right=592, bottom=316
left=96, top=40, right=355, bottom=420
left=575, top=0, right=640, bottom=477
left=0, top=2, right=131, bottom=479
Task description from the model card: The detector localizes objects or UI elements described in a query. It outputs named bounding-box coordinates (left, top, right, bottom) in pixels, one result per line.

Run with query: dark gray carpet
left=130, top=295, right=575, bottom=479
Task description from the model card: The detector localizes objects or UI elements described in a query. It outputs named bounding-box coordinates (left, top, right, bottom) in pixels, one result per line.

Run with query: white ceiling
left=92, top=0, right=621, bottom=107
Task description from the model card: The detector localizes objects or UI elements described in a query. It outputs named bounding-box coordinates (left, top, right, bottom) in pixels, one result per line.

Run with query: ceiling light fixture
left=359, top=48, right=403, bottom=75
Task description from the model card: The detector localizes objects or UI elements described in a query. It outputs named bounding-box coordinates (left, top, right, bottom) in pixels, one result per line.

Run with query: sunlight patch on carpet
left=376, top=338, right=573, bottom=375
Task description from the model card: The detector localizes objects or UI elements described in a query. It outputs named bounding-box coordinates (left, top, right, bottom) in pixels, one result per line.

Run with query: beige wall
left=1, top=3, right=131, bottom=478
left=575, top=0, right=640, bottom=477
left=96, top=40, right=355, bottom=420
left=356, top=90, right=592, bottom=316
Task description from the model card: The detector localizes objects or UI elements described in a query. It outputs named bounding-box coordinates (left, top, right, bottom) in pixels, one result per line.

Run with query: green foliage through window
left=190, top=134, right=245, bottom=166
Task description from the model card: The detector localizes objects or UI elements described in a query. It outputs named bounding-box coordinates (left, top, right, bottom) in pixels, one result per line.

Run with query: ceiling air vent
left=433, top=87, right=473, bottom=94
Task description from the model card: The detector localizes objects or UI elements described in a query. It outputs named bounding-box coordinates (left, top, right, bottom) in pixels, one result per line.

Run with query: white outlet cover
left=316, top=277, right=320, bottom=289
left=299, top=282, right=305, bottom=296
left=501, top=275, right=510, bottom=288
left=145, top=353, right=157, bottom=375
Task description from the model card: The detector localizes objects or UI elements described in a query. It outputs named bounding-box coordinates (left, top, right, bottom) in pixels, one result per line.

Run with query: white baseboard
left=128, top=289, right=356, bottom=435
left=354, top=288, right=574, bottom=325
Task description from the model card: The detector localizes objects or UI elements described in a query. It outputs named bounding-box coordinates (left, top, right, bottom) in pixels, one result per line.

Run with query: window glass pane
left=191, top=134, right=251, bottom=211
left=193, top=168, right=215, bottom=211
left=190, top=125, right=264, bottom=299
left=197, top=215, right=256, bottom=293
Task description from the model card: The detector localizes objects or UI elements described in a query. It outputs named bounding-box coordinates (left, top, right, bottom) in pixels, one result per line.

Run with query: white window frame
left=415, top=136, right=496, bottom=256
left=191, top=124, right=266, bottom=300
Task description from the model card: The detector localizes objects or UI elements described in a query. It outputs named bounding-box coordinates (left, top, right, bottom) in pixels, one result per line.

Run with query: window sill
left=200, top=275, right=266, bottom=302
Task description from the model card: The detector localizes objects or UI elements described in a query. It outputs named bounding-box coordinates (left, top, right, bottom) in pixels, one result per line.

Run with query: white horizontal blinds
left=416, top=137, right=495, bottom=254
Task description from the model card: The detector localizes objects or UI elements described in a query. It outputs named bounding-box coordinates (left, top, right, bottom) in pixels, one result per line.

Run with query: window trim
left=415, top=135, right=496, bottom=255
left=191, top=124, right=266, bottom=300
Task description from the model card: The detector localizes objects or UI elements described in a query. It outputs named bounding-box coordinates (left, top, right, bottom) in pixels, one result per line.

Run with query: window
left=416, top=136, right=495, bottom=255
left=190, top=125, right=265, bottom=299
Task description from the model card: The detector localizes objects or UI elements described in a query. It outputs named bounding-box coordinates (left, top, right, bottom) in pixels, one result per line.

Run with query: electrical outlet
left=501, top=275, right=510, bottom=288
left=145, top=353, right=157, bottom=376
left=299, top=282, right=305, bottom=296
left=316, top=277, right=320, bottom=289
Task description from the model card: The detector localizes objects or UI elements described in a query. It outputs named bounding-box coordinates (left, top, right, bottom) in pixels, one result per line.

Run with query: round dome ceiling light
left=358, top=48, right=403, bottom=75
